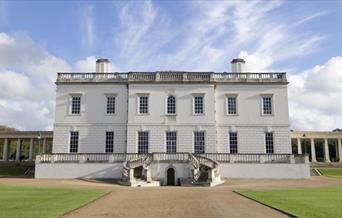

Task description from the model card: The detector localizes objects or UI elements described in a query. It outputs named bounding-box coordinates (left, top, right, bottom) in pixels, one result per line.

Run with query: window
left=138, top=131, right=149, bottom=153
left=139, top=95, right=149, bottom=114
left=69, top=131, right=79, bottom=153
left=166, top=131, right=177, bottom=153
left=105, top=131, right=114, bottom=153
left=194, top=95, right=204, bottom=114
left=265, top=132, right=274, bottom=154
left=229, top=132, right=238, bottom=153
left=262, top=96, right=273, bottom=115
left=227, top=96, right=237, bottom=115
left=167, top=96, right=176, bottom=114
left=71, top=96, right=81, bottom=114
left=194, top=131, right=205, bottom=153
left=106, top=96, right=115, bottom=114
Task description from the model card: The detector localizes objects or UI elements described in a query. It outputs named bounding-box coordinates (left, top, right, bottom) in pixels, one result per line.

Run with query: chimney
left=230, top=58, right=245, bottom=73
left=96, top=58, right=111, bottom=73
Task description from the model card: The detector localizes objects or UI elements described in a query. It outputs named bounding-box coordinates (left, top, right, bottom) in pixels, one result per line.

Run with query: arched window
left=167, top=96, right=176, bottom=114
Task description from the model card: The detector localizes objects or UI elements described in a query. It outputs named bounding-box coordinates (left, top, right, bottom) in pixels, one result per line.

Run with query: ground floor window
left=166, top=131, right=177, bottom=153
left=138, top=131, right=149, bottom=154
left=265, top=132, right=274, bottom=154
left=105, top=131, right=114, bottom=153
left=229, top=132, right=238, bottom=153
left=194, top=131, right=205, bottom=154
left=69, top=131, right=79, bottom=153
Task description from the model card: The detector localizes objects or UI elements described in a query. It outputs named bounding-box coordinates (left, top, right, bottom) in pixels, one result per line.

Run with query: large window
left=227, top=96, right=237, bottom=115
left=229, top=132, right=238, bottom=153
left=139, top=95, right=149, bottom=114
left=105, top=131, right=114, bottom=153
left=194, top=95, right=204, bottom=114
left=138, top=131, right=149, bottom=153
left=265, top=132, right=274, bottom=154
left=166, top=131, right=177, bottom=153
left=262, top=96, right=273, bottom=115
left=194, top=131, right=205, bottom=153
left=167, top=96, right=176, bottom=114
left=106, top=96, right=116, bottom=114
left=69, top=131, right=79, bottom=153
left=71, top=96, right=81, bottom=114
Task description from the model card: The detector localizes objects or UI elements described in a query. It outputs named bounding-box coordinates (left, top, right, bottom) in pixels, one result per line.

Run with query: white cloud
left=78, top=4, right=95, bottom=50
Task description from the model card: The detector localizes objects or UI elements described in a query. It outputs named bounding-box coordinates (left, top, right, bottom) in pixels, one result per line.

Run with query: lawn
left=0, top=185, right=108, bottom=218
left=236, top=186, right=342, bottom=218
left=317, top=168, right=342, bottom=178
left=0, top=166, right=28, bottom=177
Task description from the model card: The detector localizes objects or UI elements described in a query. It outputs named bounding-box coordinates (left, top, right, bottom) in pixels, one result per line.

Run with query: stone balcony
left=56, top=72, right=287, bottom=84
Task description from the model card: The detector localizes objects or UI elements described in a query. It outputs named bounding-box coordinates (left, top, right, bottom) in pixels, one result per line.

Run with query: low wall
left=35, top=163, right=123, bottom=179
left=219, top=163, right=310, bottom=179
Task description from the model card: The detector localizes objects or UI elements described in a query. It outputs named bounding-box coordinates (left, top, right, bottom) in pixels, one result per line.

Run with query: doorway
left=167, top=168, right=175, bottom=185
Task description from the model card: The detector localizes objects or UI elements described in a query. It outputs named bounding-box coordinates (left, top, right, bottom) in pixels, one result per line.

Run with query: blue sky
left=0, top=0, right=342, bottom=130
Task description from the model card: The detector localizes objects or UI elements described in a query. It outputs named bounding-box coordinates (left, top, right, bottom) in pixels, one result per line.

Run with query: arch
left=167, top=95, right=176, bottom=114
left=166, top=167, right=175, bottom=185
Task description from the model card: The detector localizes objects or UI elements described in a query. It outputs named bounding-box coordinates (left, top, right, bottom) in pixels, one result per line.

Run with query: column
left=324, top=138, right=330, bottom=163
left=310, top=138, right=317, bottom=162
left=42, top=138, right=47, bottom=154
left=15, top=138, right=21, bottom=162
left=338, top=138, right=342, bottom=163
left=2, top=138, right=9, bottom=161
left=29, top=138, right=34, bottom=161
left=297, top=138, right=302, bottom=154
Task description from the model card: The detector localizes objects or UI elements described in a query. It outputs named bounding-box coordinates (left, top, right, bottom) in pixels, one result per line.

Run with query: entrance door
left=167, top=168, right=175, bottom=185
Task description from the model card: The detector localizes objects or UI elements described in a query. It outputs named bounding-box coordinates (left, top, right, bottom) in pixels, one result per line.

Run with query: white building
left=35, top=58, right=309, bottom=186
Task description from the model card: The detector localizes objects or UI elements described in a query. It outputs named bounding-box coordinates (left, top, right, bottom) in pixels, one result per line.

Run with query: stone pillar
left=338, top=138, right=342, bottom=163
left=15, top=138, right=21, bottom=162
left=2, top=138, right=9, bottom=161
left=310, top=138, right=317, bottom=162
left=29, top=138, right=34, bottom=161
left=324, top=138, right=330, bottom=163
left=297, top=138, right=302, bottom=154
left=42, top=138, right=47, bottom=154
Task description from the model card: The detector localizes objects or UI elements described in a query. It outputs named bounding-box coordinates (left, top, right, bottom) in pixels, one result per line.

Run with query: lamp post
left=37, top=133, right=42, bottom=154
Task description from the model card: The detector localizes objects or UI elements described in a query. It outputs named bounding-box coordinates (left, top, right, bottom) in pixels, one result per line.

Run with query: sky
left=0, top=0, right=341, bottom=131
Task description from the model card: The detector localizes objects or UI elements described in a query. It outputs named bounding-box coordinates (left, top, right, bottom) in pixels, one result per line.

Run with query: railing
left=56, top=72, right=287, bottom=83
left=36, top=153, right=308, bottom=164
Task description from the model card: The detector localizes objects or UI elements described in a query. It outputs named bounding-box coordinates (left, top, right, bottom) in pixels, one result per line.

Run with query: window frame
left=261, top=94, right=274, bottom=116
left=105, top=94, right=117, bottom=115
left=193, top=94, right=205, bottom=115
left=265, top=132, right=274, bottom=154
left=226, top=94, right=238, bottom=116
left=137, top=131, right=149, bottom=154
left=105, top=131, right=114, bottom=153
left=193, top=131, right=205, bottom=154
left=69, top=131, right=79, bottom=153
left=69, top=94, right=82, bottom=115
left=166, top=95, right=176, bottom=115
left=165, top=131, right=177, bottom=153
left=137, top=94, right=149, bottom=115
left=229, top=132, right=238, bottom=154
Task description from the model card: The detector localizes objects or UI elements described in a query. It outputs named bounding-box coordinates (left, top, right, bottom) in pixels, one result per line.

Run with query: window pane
left=227, top=97, right=237, bottom=115
left=166, top=131, right=177, bottom=152
left=105, top=131, right=114, bottom=153
left=167, top=96, right=176, bottom=114
left=138, top=131, right=149, bottom=153
left=263, top=97, right=272, bottom=115
left=107, top=96, right=115, bottom=114
left=69, top=131, right=79, bottom=153
left=194, top=131, right=205, bottom=153
left=71, top=96, right=81, bottom=114
left=194, top=96, right=204, bottom=114
left=229, top=132, right=238, bottom=153
left=139, top=96, right=149, bottom=114
left=265, top=132, right=274, bottom=154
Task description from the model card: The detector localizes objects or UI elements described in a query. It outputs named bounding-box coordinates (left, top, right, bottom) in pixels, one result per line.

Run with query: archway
left=167, top=168, right=175, bottom=185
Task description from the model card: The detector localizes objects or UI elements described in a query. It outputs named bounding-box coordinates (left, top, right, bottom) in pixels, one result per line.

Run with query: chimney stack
left=96, top=58, right=110, bottom=73
left=230, top=58, right=245, bottom=73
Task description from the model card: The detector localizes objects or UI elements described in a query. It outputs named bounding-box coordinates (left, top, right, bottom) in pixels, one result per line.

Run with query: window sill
left=137, top=113, right=150, bottom=116
left=261, top=114, right=274, bottom=117
left=226, top=114, right=239, bottom=116
left=193, top=113, right=205, bottom=116
left=165, top=113, right=177, bottom=116
left=68, top=114, right=81, bottom=116
left=104, top=113, right=116, bottom=116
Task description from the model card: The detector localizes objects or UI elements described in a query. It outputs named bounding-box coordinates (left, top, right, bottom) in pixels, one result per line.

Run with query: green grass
left=317, top=168, right=342, bottom=178
left=0, top=166, right=28, bottom=177
left=237, top=186, right=342, bottom=218
left=0, top=185, right=108, bottom=218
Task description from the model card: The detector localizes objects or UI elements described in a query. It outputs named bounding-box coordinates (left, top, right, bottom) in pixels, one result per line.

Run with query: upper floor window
left=105, top=131, right=114, bottom=153
left=265, top=132, right=274, bottom=154
left=138, top=131, right=149, bottom=154
left=227, top=96, right=237, bottom=115
left=262, top=96, right=273, bottom=115
left=69, top=131, right=79, bottom=153
left=106, top=96, right=116, bottom=114
left=194, top=95, right=204, bottom=115
left=71, top=96, right=81, bottom=114
left=166, top=131, right=177, bottom=153
left=167, top=96, right=176, bottom=115
left=229, top=132, right=238, bottom=153
left=138, top=95, right=149, bottom=114
left=194, top=131, right=205, bottom=153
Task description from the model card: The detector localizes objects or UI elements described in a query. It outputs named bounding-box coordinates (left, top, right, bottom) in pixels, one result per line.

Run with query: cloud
left=78, top=4, right=95, bottom=50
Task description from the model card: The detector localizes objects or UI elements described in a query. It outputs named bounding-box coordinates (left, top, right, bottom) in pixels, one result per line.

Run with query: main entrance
left=167, top=168, right=175, bottom=185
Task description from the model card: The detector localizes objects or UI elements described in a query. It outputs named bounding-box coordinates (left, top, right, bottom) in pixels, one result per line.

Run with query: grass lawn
left=237, top=186, right=342, bottom=218
left=0, top=166, right=28, bottom=177
left=317, top=168, right=342, bottom=178
left=0, top=185, right=108, bottom=218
